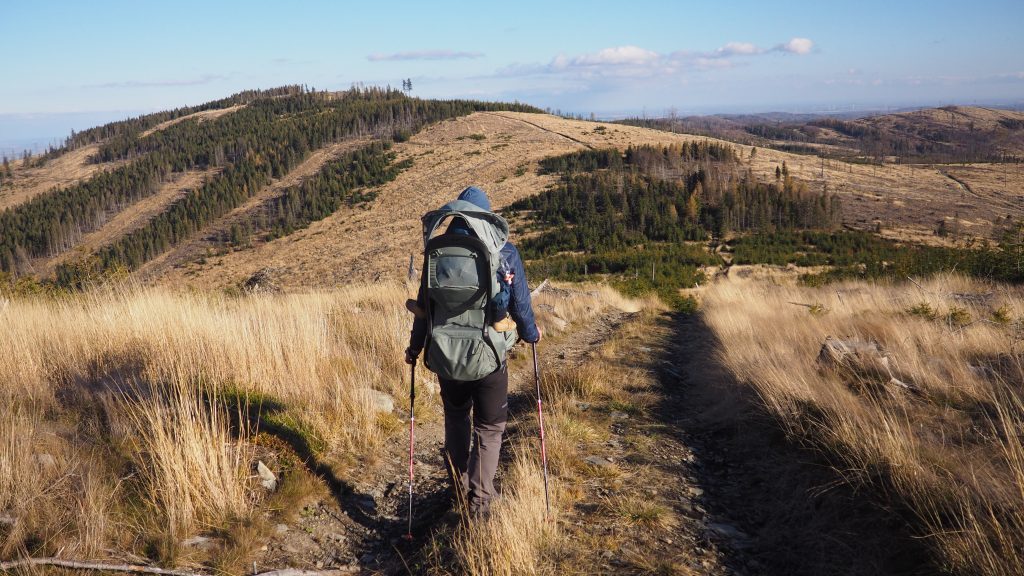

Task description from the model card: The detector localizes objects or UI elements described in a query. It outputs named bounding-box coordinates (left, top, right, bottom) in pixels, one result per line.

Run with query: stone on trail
left=358, top=389, right=394, bottom=414
left=547, top=315, right=569, bottom=332
left=818, top=336, right=920, bottom=392
left=257, top=460, right=278, bottom=491
left=33, top=453, right=57, bottom=472
left=584, top=455, right=613, bottom=468
left=817, top=336, right=888, bottom=369
left=242, top=268, right=282, bottom=294
left=708, top=522, right=752, bottom=547
left=181, top=535, right=215, bottom=549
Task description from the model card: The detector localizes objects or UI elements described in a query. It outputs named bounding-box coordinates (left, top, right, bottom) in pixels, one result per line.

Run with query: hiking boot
left=468, top=500, right=492, bottom=522
left=493, top=316, right=517, bottom=332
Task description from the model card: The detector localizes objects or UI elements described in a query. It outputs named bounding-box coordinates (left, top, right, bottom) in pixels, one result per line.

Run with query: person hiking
left=405, top=185, right=542, bottom=517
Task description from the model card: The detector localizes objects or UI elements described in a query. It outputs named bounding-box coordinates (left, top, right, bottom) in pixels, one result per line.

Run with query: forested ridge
left=509, top=144, right=841, bottom=256
left=30, top=86, right=300, bottom=166
left=0, top=86, right=539, bottom=283
left=735, top=228, right=1024, bottom=284
left=506, top=144, right=840, bottom=307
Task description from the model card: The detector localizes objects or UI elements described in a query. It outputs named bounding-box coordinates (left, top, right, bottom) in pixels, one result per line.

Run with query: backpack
left=420, top=199, right=518, bottom=381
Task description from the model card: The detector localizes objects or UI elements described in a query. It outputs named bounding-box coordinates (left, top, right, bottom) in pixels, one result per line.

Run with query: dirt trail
left=503, top=305, right=743, bottom=575
left=139, top=105, right=244, bottom=138
left=486, top=112, right=597, bottom=150
left=0, top=144, right=124, bottom=211
left=648, top=310, right=934, bottom=575
left=236, top=292, right=656, bottom=574
left=502, top=290, right=934, bottom=575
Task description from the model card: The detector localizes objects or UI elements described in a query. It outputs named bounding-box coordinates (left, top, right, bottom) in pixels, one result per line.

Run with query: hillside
left=3, top=98, right=1022, bottom=293
left=0, top=87, right=542, bottom=284
left=1, top=93, right=1022, bottom=292
left=144, top=112, right=1023, bottom=290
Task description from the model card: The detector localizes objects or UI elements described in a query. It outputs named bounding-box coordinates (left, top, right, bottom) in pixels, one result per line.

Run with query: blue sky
left=2, top=0, right=1023, bottom=149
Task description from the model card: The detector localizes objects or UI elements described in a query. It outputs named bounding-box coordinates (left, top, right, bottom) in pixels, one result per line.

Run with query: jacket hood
left=457, top=186, right=492, bottom=212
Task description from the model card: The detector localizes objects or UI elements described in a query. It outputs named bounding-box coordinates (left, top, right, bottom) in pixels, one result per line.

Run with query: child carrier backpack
left=420, top=199, right=518, bottom=381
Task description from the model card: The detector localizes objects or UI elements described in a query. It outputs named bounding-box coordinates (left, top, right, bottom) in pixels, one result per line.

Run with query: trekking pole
left=532, top=342, right=552, bottom=518
left=403, top=358, right=416, bottom=541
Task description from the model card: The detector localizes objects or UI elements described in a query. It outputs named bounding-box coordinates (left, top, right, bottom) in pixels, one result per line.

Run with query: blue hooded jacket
left=408, top=186, right=541, bottom=357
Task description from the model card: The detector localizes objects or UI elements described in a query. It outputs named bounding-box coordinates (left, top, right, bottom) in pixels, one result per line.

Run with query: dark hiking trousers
left=439, top=364, right=508, bottom=514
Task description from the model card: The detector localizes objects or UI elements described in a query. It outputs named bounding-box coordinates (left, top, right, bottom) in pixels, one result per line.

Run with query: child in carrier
left=491, top=260, right=516, bottom=332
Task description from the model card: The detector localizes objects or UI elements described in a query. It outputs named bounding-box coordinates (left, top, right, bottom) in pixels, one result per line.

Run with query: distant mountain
left=620, top=105, right=1024, bottom=163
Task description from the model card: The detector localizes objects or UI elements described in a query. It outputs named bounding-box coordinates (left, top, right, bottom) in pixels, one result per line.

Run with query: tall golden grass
left=0, top=276, right=651, bottom=573
left=703, top=273, right=1024, bottom=575
left=0, top=282, right=414, bottom=562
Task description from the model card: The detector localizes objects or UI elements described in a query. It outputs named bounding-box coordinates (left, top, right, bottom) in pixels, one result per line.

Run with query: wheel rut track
left=484, top=112, right=597, bottom=150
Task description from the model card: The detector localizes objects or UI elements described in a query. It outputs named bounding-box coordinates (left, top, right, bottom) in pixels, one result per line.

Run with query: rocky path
left=502, top=307, right=743, bottom=575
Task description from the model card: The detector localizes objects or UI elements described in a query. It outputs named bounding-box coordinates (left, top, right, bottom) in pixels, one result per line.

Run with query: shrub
left=908, top=302, right=937, bottom=320
left=946, top=305, right=972, bottom=327
left=992, top=305, right=1013, bottom=325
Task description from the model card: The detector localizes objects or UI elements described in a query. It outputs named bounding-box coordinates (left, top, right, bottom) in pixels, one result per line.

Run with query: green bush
left=946, top=306, right=972, bottom=327
left=992, top=305, right=1013, bottom=325
left=908, top=302, right=937, bottom=320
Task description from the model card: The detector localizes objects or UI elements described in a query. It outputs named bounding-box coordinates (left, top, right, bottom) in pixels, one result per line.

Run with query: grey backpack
left=420, top=199, right=518, bottom=381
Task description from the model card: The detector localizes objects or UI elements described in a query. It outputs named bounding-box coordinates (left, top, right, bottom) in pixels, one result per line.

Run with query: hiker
left=405, top=185, right=542, bottom=517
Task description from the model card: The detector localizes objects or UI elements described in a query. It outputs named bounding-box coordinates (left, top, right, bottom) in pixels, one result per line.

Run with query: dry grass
left=0, top=272, right=637, bottom=572
left=113, top=380, right=254, bottom=561
left=448, top=450, right=561, bottom=576
left=0, top=281, right=417, bottom=563
left=703, top=274, right=1024, bottom=575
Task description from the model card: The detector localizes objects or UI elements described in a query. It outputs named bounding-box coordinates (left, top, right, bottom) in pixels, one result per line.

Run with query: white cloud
left=715, top=42, right=760, bottom=57
left=492, top=37, right=815, bottom=85
left=367, top=50, right=483, bottom=62
left=571, top=46, right=660, bottom=66
left=777, top=37, right=814, bottom=55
